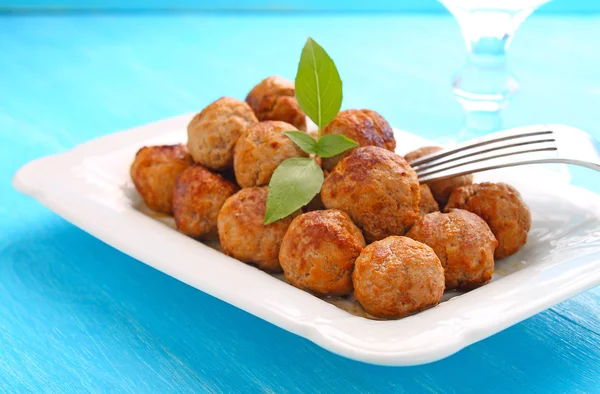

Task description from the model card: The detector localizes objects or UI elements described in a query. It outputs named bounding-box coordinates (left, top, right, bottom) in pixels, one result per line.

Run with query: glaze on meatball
left=173, top=165, right=238, bottom=238
left=130, top=144, right=192, bottom=214
left=187, top=97, right=258, bottom=171
left=445, top=183, right=531, bottom=259
left=279, top=210, right=366, bottom=295
left=245, top=76, right=306, bottom=131
left=321, top=109, right=396, bottom=171
left=352, top=236, right=445, bottom=319
left=218, top=187, right=298, bottom=272
left=404, top=146, right=474, bottom=206
left=233, top=121, right=308, bottom=188
left=321, top=146, right=420, bottom=243
left=419, top=184, right=439, bottom=216
left=407, top=209, right=498, bottom=290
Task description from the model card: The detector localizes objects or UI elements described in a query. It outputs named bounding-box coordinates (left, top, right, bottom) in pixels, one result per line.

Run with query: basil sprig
left=264, top=38, right=357, bottom=224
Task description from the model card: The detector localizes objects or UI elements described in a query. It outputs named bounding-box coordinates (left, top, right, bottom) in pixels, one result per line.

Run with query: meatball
left=187, top=97, right=258, bottom=171
left=279, top=210, right=366, bottom=295
left=407, top=209, right=497, bottom=290
left=445, top=183, right=531, bottom=259
left=353, top=236, right=445, bottom=319
left=245, top=76, right=306, bottom=131
left=130, top=144, right=192, bottom=214
left=173, top=165, right=238, bottom=238
left=321, top=146, right=420, bottom=243
left=404, top=146, right=474, bottom=206
left=218, top=187, right=298, bottom=272
left=321, top=109, right=396, bottom=171
left=233, top=121, right=308, bottom=188
left=419, top=184, right=439, bottom=216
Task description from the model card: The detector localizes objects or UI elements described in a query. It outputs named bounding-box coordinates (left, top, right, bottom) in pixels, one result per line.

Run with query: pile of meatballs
left=130, top=75, right=532, bottom=319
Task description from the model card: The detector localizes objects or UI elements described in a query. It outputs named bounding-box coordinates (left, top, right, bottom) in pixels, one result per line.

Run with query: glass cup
left=439, top=0, right=551, bottom=137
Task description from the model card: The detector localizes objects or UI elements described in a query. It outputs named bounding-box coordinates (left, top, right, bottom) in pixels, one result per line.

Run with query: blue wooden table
left=1, top=11, right=599, bottom=393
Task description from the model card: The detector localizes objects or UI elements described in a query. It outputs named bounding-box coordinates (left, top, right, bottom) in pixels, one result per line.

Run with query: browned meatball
left=404, top=146, right=474, bottom=206
left=279, top=210, right=366, bottom=295
left=130, top=144, right=193, bottom=214
left=173, top=165, right=238, bottom=238
left=187, top=97, right=258, bottom=171
left=217, top=187, right=298, bottom=272
left=353, top=236, right=445, bottom=319
left=233, top=121, right=308, bottom=188
left=321, top=146, right=420, bottom=243
left=407, top=209, right=497, bottom=290
left=445, top=183, right=531, bottom=259
left=321, top=109, right=396, bottom=171
left=245, top=76, right=306, bottom=131
left=419, top=184, right=439, bottom=216
left=404, top=146, right=441, bottom=163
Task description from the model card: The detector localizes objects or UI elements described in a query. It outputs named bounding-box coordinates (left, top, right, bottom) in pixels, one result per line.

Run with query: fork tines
left=409, top=128, right=559, bottom=183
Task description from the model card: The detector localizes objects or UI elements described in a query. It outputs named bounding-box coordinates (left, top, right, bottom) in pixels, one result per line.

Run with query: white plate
left=13, top=114, right=600, bottom=366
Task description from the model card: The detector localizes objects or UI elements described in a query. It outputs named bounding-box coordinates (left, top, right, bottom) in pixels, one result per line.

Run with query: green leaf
left=295, top=37, right=343, bottom=129
left=264, top=158, right=324, bottom=224
left=316, top=134, right=359, bottom=158
left=284, top=131, right=318, bottom=155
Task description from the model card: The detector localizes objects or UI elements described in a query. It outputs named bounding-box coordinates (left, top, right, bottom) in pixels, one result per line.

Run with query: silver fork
left=408, top=124, right=600, bottom=183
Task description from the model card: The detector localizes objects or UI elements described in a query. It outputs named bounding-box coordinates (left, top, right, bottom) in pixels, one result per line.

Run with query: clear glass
left=439, top=0, right=551, bottom=137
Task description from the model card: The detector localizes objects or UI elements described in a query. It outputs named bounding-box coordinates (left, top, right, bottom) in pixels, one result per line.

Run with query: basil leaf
left=264, top=158, right=324, bottom=224
left=295, top=37, right=343, bottom=129
left=316, top=134, right=359, bottom=158
left=285, top=131, right=318, bottom=155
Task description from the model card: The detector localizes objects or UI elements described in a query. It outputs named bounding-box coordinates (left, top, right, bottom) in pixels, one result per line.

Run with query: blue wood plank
left=1, top=13, right=599, bottom=393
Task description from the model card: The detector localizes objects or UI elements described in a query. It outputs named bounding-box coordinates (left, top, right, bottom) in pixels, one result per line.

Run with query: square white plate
left=13, top=114, right=600, bottom=366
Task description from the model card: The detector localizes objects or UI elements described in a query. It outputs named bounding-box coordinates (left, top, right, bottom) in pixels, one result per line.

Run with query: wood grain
left=1, top=13, right=599, bottom=393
